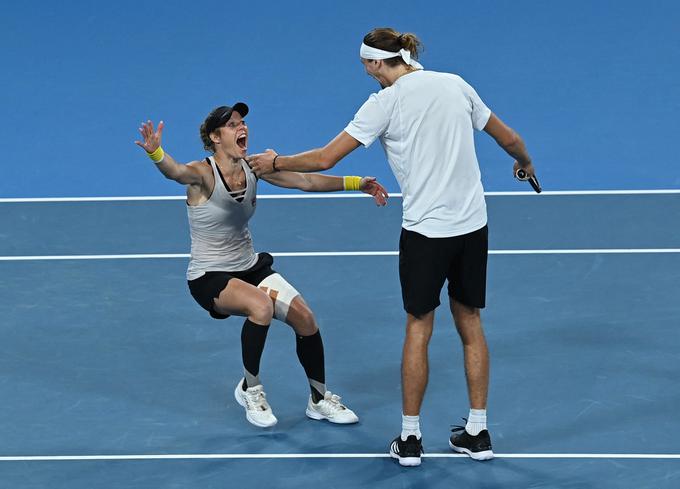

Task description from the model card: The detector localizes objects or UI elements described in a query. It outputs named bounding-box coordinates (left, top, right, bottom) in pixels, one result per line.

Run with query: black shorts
left=399, top=225, right=488, bottom=317
left=187, top=253, right=276, bottom=319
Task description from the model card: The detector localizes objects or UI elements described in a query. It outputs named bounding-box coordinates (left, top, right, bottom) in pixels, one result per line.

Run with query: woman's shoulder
left=187, top=158, right=213, bottom=171
left=187, top=159, right=215, bottom=187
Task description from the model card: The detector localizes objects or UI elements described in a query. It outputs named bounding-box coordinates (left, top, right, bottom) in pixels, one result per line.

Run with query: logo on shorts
left=251, top=195, right=257, bottom=207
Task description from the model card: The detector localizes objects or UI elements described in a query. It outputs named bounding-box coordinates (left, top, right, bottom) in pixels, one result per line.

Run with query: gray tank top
left=186, top=157, right=259, bottom=280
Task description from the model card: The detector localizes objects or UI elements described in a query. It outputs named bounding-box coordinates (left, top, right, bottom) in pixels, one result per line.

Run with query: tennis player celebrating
left=248, top=28, right=536, bottom=464
left=135, top=103, right=388, bottom=428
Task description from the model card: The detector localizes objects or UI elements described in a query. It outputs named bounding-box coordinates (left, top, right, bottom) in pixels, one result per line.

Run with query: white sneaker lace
left=316, top=392, right=346, bottom=414
left=245, top=386, right=271, bottom=412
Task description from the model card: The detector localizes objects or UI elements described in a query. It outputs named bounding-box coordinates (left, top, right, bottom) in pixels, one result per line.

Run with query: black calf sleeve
left=296, top=330, right=326, bottom=402
left=241, top=318, right=270, bottom=389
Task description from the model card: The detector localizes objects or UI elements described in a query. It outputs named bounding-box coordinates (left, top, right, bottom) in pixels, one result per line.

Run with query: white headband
left=360, top=42, right=424, bottom=70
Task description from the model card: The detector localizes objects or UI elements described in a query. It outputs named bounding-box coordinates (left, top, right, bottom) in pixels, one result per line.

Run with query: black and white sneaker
left=389, top=435, right=423, bottom=467
left=449, top=423, right=494, bottom=461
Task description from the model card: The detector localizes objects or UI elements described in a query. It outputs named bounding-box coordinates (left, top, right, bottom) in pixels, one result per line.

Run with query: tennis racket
left=515, top=168, right=542, bottom=193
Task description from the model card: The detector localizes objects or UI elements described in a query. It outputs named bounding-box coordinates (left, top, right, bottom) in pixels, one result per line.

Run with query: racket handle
left=516, top=168, right=542, bottom=193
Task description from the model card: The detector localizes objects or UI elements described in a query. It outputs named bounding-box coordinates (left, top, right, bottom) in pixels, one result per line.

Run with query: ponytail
left=363, top=27, right=423, bottom=67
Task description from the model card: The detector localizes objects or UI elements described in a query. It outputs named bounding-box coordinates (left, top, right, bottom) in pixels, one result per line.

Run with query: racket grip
left=516, top=168, right=542, bottom=193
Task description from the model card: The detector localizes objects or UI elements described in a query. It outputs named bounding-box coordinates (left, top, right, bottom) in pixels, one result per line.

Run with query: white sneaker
left=234, top=378, right=277, bottom=428
left=305, top=391, right=359, bottom=424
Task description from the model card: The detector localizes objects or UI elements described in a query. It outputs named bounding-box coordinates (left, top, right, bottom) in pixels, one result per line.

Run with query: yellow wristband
left=147, top=146, right=165, bottom=163
left=343, top=176, right=362, bottom=191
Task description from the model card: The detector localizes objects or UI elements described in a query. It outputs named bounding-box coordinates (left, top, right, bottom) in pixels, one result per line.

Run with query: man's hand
left=513, top=161, right=542, bottom=193
left=135, top=120, right=164, bottom=153
left=513, top=160, right=535, bottom=179
left=247, top=149, right=277, bottom=177
left=360, top=176, right=389, bottom=206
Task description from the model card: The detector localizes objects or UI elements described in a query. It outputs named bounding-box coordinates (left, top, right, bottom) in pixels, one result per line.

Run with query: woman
left=135, top=102, right=388, bottom=428
left=248, top=28, right=537, bottom=463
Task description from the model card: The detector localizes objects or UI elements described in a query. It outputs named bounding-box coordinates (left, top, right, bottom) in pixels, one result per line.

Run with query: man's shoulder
left=422, top=70, right=465, bottom=83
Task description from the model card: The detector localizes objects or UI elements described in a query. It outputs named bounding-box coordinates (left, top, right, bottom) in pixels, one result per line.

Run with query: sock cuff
left=296, top=329, right=322, bottom=341
left=468, top=409, right=487, bottom=424
left=402, top=414, right=420, bottom=430
left=401, top=414, right=421, bottom=440
left=244, top=318, right=271, bottom=328
left=466, top=409, right=487, bottom=436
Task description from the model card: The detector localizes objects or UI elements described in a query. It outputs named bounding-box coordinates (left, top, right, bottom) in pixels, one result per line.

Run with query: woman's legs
left=212, top=278, right=278, bottom=427
left=214, top=278, right=273, bottom=389
left=256, top=273, right=327, bottom=400
left=284, top=295, right=326, bottom=402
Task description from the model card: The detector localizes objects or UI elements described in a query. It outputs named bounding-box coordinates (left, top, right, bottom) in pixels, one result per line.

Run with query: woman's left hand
left=360, top=177, right=389, bottom=206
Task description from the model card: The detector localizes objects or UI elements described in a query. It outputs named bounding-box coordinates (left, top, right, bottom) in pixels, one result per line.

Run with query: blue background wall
left=1, top=0, right=678, bottom=197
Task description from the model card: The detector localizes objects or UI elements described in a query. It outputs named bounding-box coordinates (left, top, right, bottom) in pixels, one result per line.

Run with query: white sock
left=465, top=408, right=487, bottom=436
left=401, top=414, right=421, bottom=440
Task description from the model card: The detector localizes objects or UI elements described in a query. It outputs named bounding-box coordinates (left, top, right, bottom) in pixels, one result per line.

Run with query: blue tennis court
left=1, top=193, right=679, bottom=488
left=2, top=0, right=680, bottom=486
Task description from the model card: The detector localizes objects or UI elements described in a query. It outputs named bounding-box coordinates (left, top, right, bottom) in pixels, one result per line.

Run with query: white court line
left=1, top=249, right=680, bottom=262
left=0, top=452, right=678, bottom=462
left=489, top=249, right=680, bottom=255
left=1, top=189, right=680, bottom=203
left=0, top=254, right=192, bottom=261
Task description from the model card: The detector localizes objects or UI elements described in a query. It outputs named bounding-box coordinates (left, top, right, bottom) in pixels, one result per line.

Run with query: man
left=248, top=27, right=536, bottom=466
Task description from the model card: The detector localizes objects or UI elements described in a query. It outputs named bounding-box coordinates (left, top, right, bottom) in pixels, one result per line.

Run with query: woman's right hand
left=360, top=176, right=389, bottom=206
left=134, top=120, right=164, bottom=153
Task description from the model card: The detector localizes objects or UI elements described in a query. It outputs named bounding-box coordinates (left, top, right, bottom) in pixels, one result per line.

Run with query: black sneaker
left=449, top=423, right=494, bottom=461
left=389, top=435, right=423, bottom=467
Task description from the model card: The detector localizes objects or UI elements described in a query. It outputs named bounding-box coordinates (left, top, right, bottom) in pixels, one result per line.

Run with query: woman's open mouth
left=236, top=133, right=248, bottom=151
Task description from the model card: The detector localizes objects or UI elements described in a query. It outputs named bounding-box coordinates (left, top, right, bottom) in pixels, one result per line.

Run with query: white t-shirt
left=344, top=70, right=491, bottom=238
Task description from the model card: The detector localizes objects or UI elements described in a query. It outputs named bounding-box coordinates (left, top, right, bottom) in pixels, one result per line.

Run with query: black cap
left=204, top=102, right=249, bottom=134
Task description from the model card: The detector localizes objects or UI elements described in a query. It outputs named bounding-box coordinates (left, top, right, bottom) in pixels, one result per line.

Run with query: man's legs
left=402, top=310, right=435, bottom=415
left=391, top=227, right=445, bottom=466
left=390, top=310, right=433, bottom=466
left=449, top=297, right=488, bottom=410
left=448, top=296, right=493, bottom=460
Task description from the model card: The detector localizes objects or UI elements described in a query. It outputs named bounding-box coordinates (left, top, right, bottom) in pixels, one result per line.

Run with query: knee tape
left=257, top=273, right=300, bottom=321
